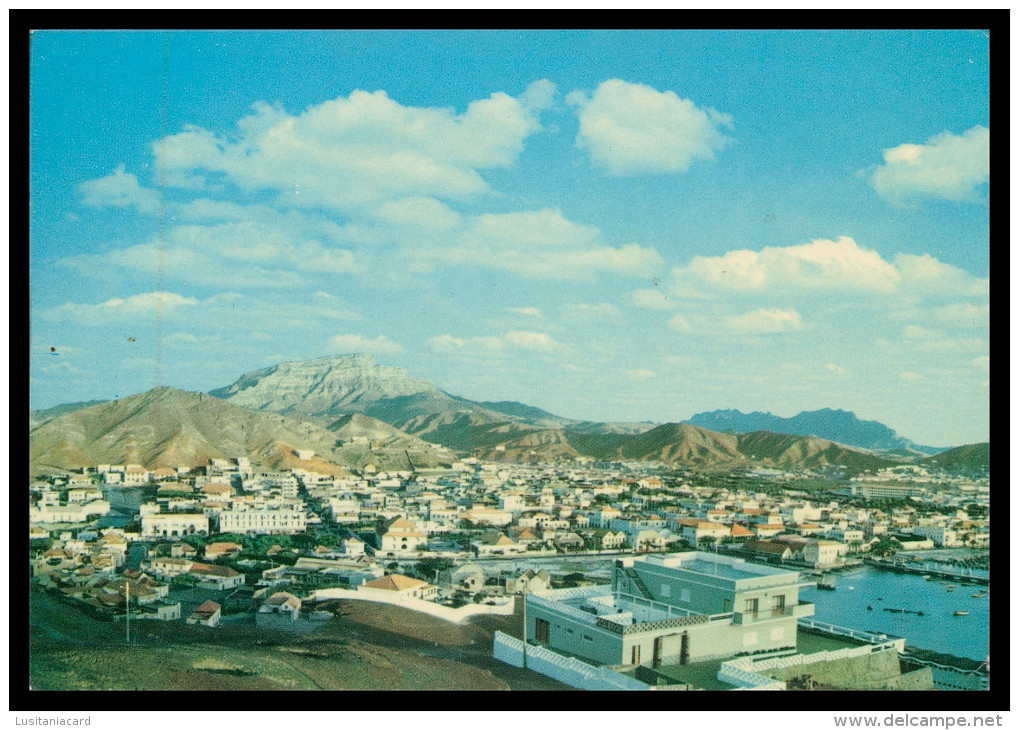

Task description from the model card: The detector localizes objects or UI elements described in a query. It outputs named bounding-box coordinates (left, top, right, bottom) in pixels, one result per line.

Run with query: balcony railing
left=734, top=601, right=814, bottom=624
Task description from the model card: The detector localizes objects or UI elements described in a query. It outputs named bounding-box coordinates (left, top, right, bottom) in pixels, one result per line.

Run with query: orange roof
left=730, top=524, right=754, bottom=537
left=189, top=562, right=241, bottom=578
left=191, top=600, right=221, bottom=617
left=363, top=574, right=429, bottom=592
left=206, top=542, right=243, bottom=553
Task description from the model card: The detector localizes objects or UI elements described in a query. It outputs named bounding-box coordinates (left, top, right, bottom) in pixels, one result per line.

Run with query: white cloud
left=566, top=79, right=732, bottom=175
left=672, top=236, right=901, bottom=296
left=156, top=83, right=554, bottom=211
left=78, top=164, right=161, bottom=215
left=930, top=302, right=989, bottom=327
left=428, top=334, right=467, bottom=351
left=722, top=308, right=803, bottom=334
left=625, top=368, right=657, bottom=381
left=901, top=325, right=985, bottom=353
left=668, top=313, right=694, bottom=333
left=665, top=236, right=989, bottom=306
left=67, top=211, right=363, bottom=289
left=973, top=356, right=989, bottom=372
left=900, top=371, right=925, bottom=382
left=667, top=307, right=802, bottom=335
left=570, top=303, right=622, bottom=318
left=505, top=307, right=543, bottom=318
left=370, top=197, right=462, bottom=229
left=503, top=330, right=560, bottom=352
left=826, top=363, right=848, bottom=376
left=329, top=333, right=403, bottom=355
left=42, top=291, right=199, bottom=324
left=428, top=330, right=562, bottom=354
left=869, top=126, right=989, bottom=205
left=632, top=289, right=674, bottom=309
left=893, top=253, right=989, bottom=298
left=419, top=208, right=662, bottom=281
left=463, top=209, right=601, bottom=249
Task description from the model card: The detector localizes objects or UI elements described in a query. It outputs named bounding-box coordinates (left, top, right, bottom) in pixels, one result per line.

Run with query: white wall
left=308, top=587, right=514, bottom=624
left=493, top=632, right=651, bottom=691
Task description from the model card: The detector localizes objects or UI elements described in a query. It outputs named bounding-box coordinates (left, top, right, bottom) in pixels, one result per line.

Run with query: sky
left=28, top=29, right=991, bottom=449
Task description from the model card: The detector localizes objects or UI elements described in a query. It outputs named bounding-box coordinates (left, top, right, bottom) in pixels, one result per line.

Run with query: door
left=534, top=618, right=550, bottom=645
left=631, top=644, right=641, bottom=665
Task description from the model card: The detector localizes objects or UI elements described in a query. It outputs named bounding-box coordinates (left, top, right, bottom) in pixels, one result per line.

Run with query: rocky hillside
left=29, top=387, right=453, bottom=475
left=209, top=354, right=650, bottom=441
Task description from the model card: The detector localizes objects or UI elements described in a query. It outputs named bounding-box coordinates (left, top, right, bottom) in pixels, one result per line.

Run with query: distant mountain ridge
left=683, top=408, right=942, bottom=455
left=31, top=354, right=977, bottom=474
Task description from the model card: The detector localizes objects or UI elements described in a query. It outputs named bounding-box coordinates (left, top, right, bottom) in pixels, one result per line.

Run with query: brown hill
left=919, top=442, right=989, bottom=472
left=470, top=423, right=893, bottom=471
left=736, top=431, right=893, bottom=470
left=28, top=387, right=450, bottom=475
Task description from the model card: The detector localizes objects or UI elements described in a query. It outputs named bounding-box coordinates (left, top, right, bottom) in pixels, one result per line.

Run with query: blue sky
left=29, top=29, right=990, bottom=448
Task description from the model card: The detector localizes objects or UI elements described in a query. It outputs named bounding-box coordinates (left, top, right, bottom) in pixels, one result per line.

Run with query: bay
left=801, top=567, right=990, bottom=662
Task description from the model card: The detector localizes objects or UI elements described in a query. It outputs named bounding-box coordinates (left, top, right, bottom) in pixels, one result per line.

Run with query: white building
left=218, top=505, right=307, bottom=535
left=141, top=513, right=210, bottom=539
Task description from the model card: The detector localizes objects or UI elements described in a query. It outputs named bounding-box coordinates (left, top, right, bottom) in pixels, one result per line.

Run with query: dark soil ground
left=26, top=585, right=572, bottom=692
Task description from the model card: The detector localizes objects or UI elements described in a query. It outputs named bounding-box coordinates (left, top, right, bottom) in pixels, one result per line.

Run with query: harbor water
left=800, top=566, right=990, bottom=661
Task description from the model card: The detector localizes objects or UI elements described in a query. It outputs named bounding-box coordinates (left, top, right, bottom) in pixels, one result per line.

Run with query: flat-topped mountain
left=683, top=408, right=942, bottom=454
left=209, top=354, right=653, bottom=439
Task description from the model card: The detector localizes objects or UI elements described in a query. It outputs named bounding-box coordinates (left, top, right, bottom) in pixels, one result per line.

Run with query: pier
left=863, top=557, right=989, bottom=585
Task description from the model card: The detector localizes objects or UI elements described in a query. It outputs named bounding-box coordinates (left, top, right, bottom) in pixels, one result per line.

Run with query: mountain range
left=30, top=354, right=988, bottom=475
left=682, top=408, right=941, bottom=454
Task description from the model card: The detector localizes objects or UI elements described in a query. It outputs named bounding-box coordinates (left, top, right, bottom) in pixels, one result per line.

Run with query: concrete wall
left=308, top=587, right=514, bottom=624
left=493, top=632, right=651, bottom=691
left=756, top=645, right=934, bottom=690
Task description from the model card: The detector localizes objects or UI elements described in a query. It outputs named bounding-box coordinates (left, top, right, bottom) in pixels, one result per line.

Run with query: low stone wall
left=746, top=643, right=934, bottom=690
left=493, top=632, right=651, bottom=691
left=308, top=587, right=515, bottom=624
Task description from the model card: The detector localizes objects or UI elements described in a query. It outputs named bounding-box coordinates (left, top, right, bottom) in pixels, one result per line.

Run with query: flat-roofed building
left=524, top=552, right=814, bottom=669
left=218, top=504, right=307, bottom=535
left=141, top=512, right=209, bottom=539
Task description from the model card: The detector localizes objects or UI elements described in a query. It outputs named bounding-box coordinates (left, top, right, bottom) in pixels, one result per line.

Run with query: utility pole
left=521, top=581, right=527, bottom=670
left=125, top=580, right=130, bottom=645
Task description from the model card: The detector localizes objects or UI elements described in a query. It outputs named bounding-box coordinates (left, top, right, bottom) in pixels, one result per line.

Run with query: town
left=29, top=453, right=990, bottom=691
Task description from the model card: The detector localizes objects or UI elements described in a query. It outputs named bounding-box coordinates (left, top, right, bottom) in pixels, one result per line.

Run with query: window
left=680, top=588, right=691, bottom=603
left=744, top=598, right=759, bottom=615
left=660, top=584, right=670, bottom=598
left=771, top=595, right=786, bottom=615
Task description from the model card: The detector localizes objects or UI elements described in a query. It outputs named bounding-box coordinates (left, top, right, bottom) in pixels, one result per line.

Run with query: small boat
left=971, top=593, right=986, bottom=598
left=866, top=605, right=873, bottom=611
left=953, top=611, right=969, bottom=616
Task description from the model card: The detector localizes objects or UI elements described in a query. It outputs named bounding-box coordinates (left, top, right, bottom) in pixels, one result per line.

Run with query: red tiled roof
left=363, top=574, right=429, bottom=592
